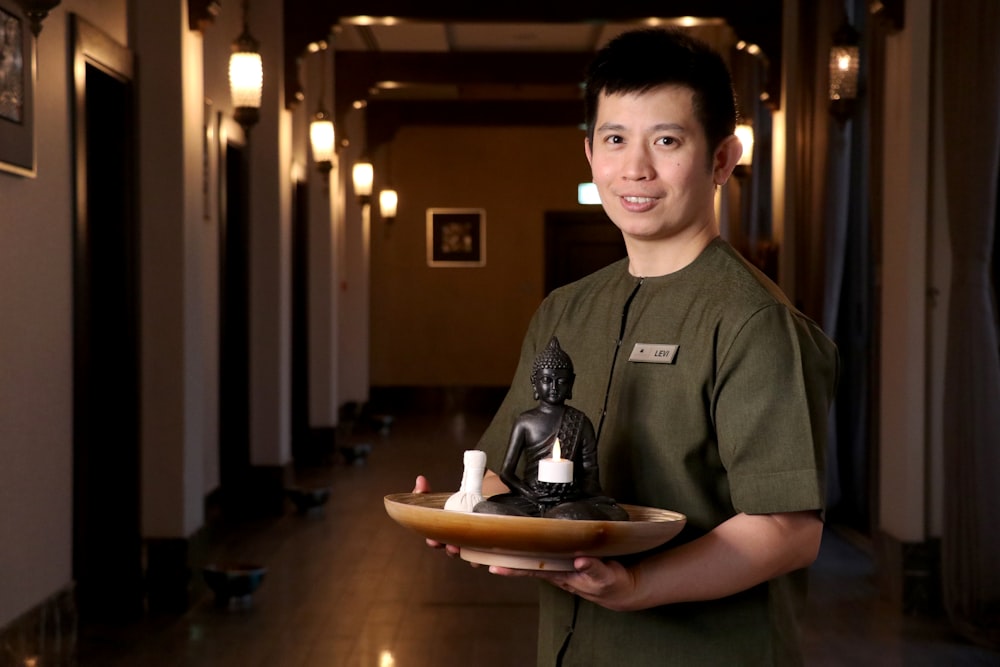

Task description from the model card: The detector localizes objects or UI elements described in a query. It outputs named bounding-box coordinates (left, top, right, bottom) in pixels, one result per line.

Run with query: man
left=416, top=27, right=838, bottom=666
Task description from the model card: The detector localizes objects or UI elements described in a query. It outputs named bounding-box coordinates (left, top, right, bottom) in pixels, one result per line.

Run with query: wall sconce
left=379, top=188, right=398, bottom=222
left=13, top=0, right=60, bottom=36
left=352, top=162, right=373, bottom=205
left=310, top=114, right=335, bottom=174
left=732, top=123, right=754, bottom=179
left=229, top=0, right=263, bottom=135
left=734, top=123, right=754, bottom=167
left=308, top=42, right=334, bottom=174
left=829, top=17, right=861, bottom=123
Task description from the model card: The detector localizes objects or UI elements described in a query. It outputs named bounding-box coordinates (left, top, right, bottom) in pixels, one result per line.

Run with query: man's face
left=534, top=367, right=573, bottom=406
left=585, top=85, right=730, bottom=249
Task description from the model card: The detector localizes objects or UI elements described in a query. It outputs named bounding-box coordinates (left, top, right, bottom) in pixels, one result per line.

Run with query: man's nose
left=622, top=145, right=655, bottom=181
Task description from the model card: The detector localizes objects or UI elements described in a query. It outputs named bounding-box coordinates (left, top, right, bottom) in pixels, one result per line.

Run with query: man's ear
left=584, top=136, right=593, bottom=166
left=712, top=135, right=743, bottom=186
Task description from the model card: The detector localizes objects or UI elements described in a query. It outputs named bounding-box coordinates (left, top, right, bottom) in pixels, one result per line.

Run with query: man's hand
left=489, top=557, right=638, bottom=611
left=412, top=475, right=461, bottom=556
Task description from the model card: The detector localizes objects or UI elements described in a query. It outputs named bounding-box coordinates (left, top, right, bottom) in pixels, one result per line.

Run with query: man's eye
left=604, top=135, right=623, bottom=145
left=656, top=136, right=677, bottom=146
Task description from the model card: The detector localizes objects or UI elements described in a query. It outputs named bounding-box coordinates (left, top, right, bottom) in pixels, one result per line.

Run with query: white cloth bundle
left=444, top=449, right=487, bottom=512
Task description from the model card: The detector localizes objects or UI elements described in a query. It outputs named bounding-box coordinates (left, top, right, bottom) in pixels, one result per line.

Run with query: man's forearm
left=626, top=510, right=823, bottom=610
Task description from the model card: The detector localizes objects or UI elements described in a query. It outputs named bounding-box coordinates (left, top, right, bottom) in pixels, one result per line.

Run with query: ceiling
left=279, top=1, right=782, bottom=147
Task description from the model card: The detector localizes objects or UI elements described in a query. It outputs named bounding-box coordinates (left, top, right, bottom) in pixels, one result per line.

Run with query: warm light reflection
left=379, top=649, right=396, bottom=667
left=644, top=16, right=723, bottom=27
left=344, top=15, right=399, bottom=26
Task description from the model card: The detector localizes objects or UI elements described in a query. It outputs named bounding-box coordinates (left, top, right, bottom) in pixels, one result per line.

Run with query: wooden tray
left=385, top=492, right=686, bottom=571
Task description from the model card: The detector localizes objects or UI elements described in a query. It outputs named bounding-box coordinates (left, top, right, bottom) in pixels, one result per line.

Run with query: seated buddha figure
left=474, top=337, right=628, bottom=521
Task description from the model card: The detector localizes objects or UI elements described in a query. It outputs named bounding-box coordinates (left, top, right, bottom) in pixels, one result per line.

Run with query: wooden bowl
left=384, top=492, right=686, bottom=571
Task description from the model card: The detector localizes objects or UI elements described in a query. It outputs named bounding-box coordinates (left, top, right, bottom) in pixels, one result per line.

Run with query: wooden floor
left=77, top=411, right=1000, bottom=666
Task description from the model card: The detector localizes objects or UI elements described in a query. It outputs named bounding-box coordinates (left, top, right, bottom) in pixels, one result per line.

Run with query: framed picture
left=0, top=1, right=35, bottom=177
left=426, top=208, right=486, bottom=267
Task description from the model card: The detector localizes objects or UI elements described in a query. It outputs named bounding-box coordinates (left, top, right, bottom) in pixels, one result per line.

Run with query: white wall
left=247, top=0, right=293, bottom=467
left=878, top=0, right=934, bottom=543
left=0, top=0, right=127, bottom=630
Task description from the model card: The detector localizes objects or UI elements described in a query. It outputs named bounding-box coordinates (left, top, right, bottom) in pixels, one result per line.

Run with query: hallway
left=77, top=410, right=1000, bottom=666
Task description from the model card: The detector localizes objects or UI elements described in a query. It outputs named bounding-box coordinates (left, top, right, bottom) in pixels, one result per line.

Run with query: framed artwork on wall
left=0, top=0, right=35, bottom=177
left=426, top=208, right=486, bottom=267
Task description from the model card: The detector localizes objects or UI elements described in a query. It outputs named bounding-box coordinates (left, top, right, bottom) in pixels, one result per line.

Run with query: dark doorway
left=544, top=210, right=625, bottom=294
left=218, top=120, right=251, bottom=511
left=994, top=165, right=999, bottom=328
left=71, top=16, right=141, bottom=621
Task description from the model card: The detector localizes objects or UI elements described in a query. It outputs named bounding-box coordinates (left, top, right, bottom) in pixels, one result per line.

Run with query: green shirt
left=478, top=239, right=838, bottom=666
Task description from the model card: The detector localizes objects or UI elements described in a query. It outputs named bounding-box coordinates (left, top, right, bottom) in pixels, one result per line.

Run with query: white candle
left=537, top=438, right=573, bottom=484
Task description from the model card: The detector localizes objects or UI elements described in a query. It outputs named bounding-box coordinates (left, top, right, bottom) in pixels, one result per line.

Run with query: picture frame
left=426, top=208, right=486, bottom=267
left=0, top=0, right=35, bottom=177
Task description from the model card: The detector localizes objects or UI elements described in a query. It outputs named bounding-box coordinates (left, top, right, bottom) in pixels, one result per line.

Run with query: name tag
left=628, top=343, right=679, bottom=364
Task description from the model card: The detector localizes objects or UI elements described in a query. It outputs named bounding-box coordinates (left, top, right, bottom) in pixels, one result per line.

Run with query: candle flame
left=552, top=438, right=562, bottom=460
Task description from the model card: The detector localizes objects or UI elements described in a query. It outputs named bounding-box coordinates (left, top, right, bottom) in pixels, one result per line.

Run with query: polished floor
left=77, top=411, right=1000, bottom=666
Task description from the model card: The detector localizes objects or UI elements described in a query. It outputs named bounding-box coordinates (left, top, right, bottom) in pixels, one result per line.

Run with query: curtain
left=938, top=0, right=1000, bottom=649
left=821, top=120, right=851, bottom=510
left=822, top=0, right=872, bottom=528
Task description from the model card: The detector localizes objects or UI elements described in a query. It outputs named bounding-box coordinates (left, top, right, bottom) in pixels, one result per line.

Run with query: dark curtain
left=822, top=0, right=872, bottom=531
left=938, top=0, right=1000, bottom=648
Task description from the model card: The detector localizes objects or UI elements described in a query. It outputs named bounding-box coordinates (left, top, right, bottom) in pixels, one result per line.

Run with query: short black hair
left=584, top=28, right=738, bottom=160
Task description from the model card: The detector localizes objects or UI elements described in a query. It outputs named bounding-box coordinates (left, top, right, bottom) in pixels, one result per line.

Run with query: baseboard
left=874, top=530, right=943, bottom=615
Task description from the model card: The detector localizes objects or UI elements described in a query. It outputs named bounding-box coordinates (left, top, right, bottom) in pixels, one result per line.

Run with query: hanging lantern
left=829, top=18, right=861, bottom=123
left=13, top=0, right=61, bottom=36
left=309, top=111, right=335, bottom=174
left=734, top=123, right=754, bottom=168
left=352, top=162, right=374, bottom=204
left=379, top=189, right=398, bottom=222
left=308, top=42, right=334, bottom=174
left=229, top=0, right=262, bottom=134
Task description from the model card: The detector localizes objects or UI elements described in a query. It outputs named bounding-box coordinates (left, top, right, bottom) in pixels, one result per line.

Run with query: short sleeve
left=713, top=304, right=838, bottom=515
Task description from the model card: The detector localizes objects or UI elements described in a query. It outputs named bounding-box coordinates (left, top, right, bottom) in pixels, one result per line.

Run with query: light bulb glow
left=352, top=162, right=374, bottom=197
left=229, top=52, right=263, bottom=108
left=379, top=189, right=398, bottom=219
left=309, top=118, right=335, bottom=164
left=735, top=123, right=754, bottom=167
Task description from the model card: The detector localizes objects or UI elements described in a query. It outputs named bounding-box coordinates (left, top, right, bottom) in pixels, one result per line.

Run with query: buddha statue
left=474, top=337, right=628, bottom=521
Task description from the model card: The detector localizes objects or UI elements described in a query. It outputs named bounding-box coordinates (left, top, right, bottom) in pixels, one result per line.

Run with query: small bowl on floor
left=285, top=485, right=332, bottom=514
left=202, top=563, right=267, bottom=609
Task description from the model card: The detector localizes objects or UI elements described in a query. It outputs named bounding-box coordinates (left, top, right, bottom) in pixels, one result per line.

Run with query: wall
left=369, top=124, right=593, bottom=387
left=878, top=0, right=933, bottom=543
left=0, top=0, right=127, bottom=630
